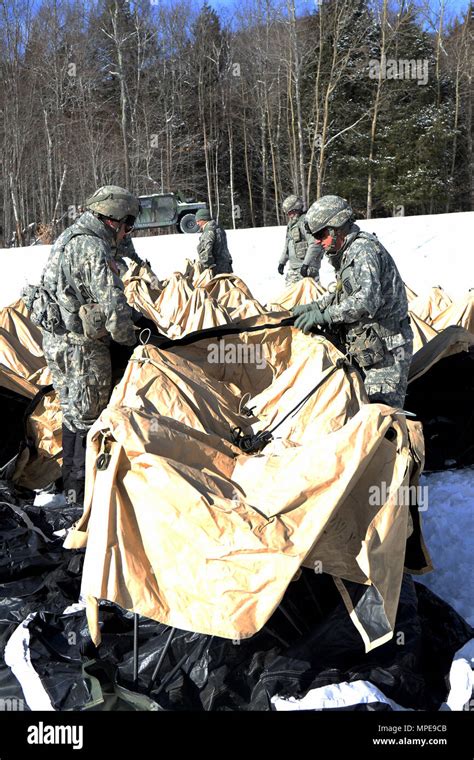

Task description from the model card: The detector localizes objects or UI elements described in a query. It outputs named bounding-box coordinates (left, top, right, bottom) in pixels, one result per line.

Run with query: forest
left=0, top=0, right=471, bottom=244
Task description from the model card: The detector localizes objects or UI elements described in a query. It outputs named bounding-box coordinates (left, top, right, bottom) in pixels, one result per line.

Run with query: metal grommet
left=385, top=427, right=397, bottom=442
left=97, top=452, right=111, bottom=471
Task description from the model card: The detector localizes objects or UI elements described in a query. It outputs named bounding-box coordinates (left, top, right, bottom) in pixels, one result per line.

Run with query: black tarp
left=0, top=481, right=471, bottom=712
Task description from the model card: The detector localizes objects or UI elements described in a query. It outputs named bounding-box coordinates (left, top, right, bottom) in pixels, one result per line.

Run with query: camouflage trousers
left=42, top=331, right=112, bottom=433
left=362, top=337, right=413, bottom=408
left=285, top=266, right=319, bottom=287
left=213, top=260, right=233, bottom=275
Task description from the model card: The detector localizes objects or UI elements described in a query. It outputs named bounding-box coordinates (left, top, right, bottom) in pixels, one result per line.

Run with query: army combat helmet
left=305, top=195, right=354, bottom=236
left=282, top=195, right=304, bottom=215
left=85, top=185, right=140, bottom=224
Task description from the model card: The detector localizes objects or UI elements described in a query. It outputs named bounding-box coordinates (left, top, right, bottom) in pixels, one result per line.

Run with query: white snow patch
left=417, top=467, right=474, bottom=629
left=33, top=491, right=67, bottom=508
left=1, top=212, right=473, bottom=308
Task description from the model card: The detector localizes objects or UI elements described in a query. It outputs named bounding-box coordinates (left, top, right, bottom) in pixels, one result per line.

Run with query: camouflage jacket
left=197, top=220, right=233, bottom=272
left=318, top=224, right=412, bottom=348
left=41, top=211, right=136, bottom=345
left=114, top=235, right=143, bottom=267
left=279, top=214, right=323, bottom=275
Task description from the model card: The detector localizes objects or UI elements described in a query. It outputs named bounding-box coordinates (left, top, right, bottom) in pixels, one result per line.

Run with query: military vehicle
left=134, top=192, right=208, bottom=234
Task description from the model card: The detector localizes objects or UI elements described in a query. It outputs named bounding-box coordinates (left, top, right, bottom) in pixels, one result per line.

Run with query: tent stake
left=133, top=613, right=139, bottom=689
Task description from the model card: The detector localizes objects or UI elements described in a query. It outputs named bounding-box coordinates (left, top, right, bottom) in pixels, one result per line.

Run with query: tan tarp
left=268, top=277, right=327, bottom=311
left=0, top=300, right=51, bottom=397
left=409, top=311, right=439, bottom=354
left=0, top=300, right=61, bottom=486
left=431, top=294, right=474, bottom=335
left=408, top=325, right=474, bottom=383
left=409, top=286, right=452, bottom=324
left=11, top=265, right=474, bottom=654
left=64, top=311, right=431, bottom=652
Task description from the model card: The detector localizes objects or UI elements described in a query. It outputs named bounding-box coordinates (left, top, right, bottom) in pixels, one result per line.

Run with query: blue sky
left=203, top=0, right=470, bottom=24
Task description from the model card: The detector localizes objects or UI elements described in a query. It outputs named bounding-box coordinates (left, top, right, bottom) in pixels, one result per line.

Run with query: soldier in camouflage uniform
left=195, top=209, right=233, bottom=274
left=278, top=195, right=323, bottom=286
left=292, top=195, right=413, bottom=408
left=38, top=186, right=139, bottom=505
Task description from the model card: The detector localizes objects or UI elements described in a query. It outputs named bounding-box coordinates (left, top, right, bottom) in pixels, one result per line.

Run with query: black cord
left=231, top=358, right=347, bottom=454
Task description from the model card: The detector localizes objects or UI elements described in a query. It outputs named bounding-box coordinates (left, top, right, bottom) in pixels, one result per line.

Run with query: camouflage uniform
left=279, top=214, right=323, bottom=286
left=113, top=235, right=144, bottom=277
left=197, top=220, right=233, bottom=274
left=41, top=210, right=136, bottom=434
left=316, top=224, right=413, bottom=407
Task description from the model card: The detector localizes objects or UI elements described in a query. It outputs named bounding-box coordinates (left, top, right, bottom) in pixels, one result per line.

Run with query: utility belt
left=23, top=281, right=107, bottom=340
left=345, top=316, right=410, bottom=369
left=22, top=228, right=108, bottom=340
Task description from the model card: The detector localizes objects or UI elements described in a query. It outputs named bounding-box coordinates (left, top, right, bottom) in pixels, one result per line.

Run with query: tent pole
left=133, top=613, right=139, bottom=688
left=149, top=627, right=175, bottom=688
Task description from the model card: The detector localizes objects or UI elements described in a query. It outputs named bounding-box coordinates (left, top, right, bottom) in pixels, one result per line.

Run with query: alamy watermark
left=369, top=482, right=429, bottom=511
left=0, top=697, right=24, bottom=711
left=27, top=721, right=83, bottom=750
left=369, top=55, right=429, bottom=86
left=207, top=340, right=266, bottom=370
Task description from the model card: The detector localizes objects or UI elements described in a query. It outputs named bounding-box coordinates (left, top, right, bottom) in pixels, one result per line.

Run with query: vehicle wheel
left=179, top=213, right=199, bottom=234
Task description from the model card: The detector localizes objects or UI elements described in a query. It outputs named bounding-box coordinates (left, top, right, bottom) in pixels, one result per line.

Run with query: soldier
left=278, top=195, right=323, bottom=286
left=195, top=209, right=233, bottom=274
left=292, top=195, right=413, bottom=408
left=37, top=185, right=139, bottom=507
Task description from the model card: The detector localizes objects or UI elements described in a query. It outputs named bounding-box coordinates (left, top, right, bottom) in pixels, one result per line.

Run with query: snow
left=1, top=211, right=473, bottom=308
left=417, top=468, right=474, bottom=631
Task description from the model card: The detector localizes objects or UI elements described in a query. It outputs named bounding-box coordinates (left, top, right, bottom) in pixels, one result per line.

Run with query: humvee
left=135, top=191, right=208, bottom=234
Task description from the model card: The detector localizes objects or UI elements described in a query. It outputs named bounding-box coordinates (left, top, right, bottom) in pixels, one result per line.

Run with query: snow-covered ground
left=418, top=468, right=474, bottom=631
left=1, top=211, right=473, bottom=308
left=2, top=211, right=473, bottom=658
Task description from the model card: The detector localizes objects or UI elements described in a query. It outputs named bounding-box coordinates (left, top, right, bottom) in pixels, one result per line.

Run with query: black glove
left=278, top=263, right=285, bottom=275
left=300, top=264, right=309, bottom=278
left=294, top=304, right=332, bottom=334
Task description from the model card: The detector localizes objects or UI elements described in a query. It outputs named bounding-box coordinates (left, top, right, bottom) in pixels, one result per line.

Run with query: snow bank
left=0, top=211, right=473, bottom=308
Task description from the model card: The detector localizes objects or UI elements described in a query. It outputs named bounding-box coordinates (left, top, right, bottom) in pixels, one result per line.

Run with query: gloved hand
left=278, top=263, right=285, bottom=275
left=300, top=264, right=309, bottom=277
left=294, top=304, right=331, bottom=334
left=292, top=302, right=316, bottom=317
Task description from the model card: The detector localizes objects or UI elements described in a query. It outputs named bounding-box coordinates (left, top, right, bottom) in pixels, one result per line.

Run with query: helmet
left=85, top=185, right=140, bottom=221
left=305, top=195, right=354, bottom=235
left=195, top=208, right=211, bottom=222
left=282, top=195, right=304, bottom=215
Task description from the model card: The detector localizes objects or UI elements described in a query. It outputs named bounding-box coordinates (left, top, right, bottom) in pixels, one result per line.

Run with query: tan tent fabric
left=431, top=294, right=474, bottom=335
left=217, top=287, right=268, bottom=321
left=65, top=319, right=430, bottom=652
left=0, top=301, right=61, bottom=485
left=192, top=268, right=214, bottom=289
left=0, top=273, right=441, bottom=655
left=405, top=284, right=418, bottom=302
left=122, top=263, right=163, bottom=318
left=408, top=325, right=474, bottom=383
left=409, top=287, right=452, bottom=324
left=124, top=268, right=230, bottom=338
left=0, top=303, right=48, bottom=397
left=11, top=390, right=63, bottom=489
left=270, top=277, right=327, bottom=311
left=409, top=311, right=439, bottom=354
left=203, top=274, right=254, bottom=302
